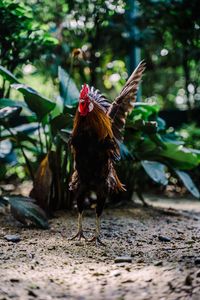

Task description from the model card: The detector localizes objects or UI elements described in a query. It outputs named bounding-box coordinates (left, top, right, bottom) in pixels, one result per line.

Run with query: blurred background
left=1, top=0, right=200, bottom=208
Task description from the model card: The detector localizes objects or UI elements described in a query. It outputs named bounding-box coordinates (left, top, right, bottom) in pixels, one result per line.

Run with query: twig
left=38, top=123, right=43, bottom=153
left=160, top=246, right=193, bottom=251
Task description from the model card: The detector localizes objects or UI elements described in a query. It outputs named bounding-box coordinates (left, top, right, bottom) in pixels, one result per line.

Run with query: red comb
left=79, top=84, right=88, bottom=100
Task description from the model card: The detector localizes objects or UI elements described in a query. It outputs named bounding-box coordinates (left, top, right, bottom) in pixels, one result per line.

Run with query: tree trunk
left=183, top=50, right=191, bottom=111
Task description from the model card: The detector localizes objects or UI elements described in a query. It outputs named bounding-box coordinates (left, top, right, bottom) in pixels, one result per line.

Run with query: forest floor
left=0, top=195, right=200, bottom=300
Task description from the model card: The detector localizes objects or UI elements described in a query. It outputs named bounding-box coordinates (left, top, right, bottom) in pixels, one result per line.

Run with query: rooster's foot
left=69, top=231, right=88, bottom=241
left=88, top=236, right=106, bottom=247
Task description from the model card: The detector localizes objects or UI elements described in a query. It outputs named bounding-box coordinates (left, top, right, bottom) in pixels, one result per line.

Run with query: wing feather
left=107, top=61, right=146, bottom=141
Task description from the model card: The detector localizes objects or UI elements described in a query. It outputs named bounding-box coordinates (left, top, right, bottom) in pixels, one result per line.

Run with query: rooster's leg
left=70, top=188, right=87, bottom=241
left=70, top=212, right=88, bottom=241
left=88, top=192, right=106, bottom=246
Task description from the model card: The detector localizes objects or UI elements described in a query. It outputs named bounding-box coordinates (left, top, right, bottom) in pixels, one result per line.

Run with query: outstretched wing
left=87, top=85, right=111, bottom=113
left=107, top=61, right=146, bottom=141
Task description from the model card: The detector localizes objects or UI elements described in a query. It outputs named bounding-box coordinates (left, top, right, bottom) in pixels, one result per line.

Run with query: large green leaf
left=5, top=196, right=49, bottom=229
left=0, top=106, right=22, bottom=124
left=1, top=123, right=38, bottom=140
left=11, top=84, right=56, bottom=121
left=0, top=98, right=29, bottom=110
left=0, top=66, right=20, bottom=84
left=157, top=117, right=166, bottom=131
left=149, top=133, right=167, bottom=149
left=0, top=140, right=12, bottom=158
left=189, top=149, right=200, bottom=163
left=57, top=129, right=72, bottom=144
left=58, top=66, right=79, bottom=105
left=141, top=160, right=168, bottom=185
left=119, top=143, right=134, bottom=160
left=50, top=113, right=74, bottom=137
left=51, top=96, right=64, bottom=119
left=0, top=197, right=8, bottom=207
left=160, top=143, right=199, bottom=170
left=127, top=119, right=157, bottom=134
left=175, top=170, right=200, bottom=199
left=131, top=103, right=159, bottom=121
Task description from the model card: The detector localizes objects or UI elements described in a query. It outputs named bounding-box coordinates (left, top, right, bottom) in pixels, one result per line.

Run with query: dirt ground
left=0, top=196, right=200, bottom=300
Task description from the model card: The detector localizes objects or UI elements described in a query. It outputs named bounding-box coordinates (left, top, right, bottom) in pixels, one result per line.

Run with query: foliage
left=137, top=0, right=200, bottom=110
left=18, top=0, right=200, bottom=112
left=0, top=0, right=58, bottom=98
left=1, top=0, right=200, bottom=221
left=0, top=195, right=49, bottom=229
left=111, top=102, right=200, bottom=202
left=0, top=65, right=199, bottom=219
left=22, top=0, right=128, bottom=97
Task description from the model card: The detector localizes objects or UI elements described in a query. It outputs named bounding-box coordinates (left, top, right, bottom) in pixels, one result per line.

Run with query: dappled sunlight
left=1, top=201, right=200, bottom=299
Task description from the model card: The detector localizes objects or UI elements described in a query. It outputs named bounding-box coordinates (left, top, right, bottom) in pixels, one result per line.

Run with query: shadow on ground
left=0, top=197, right=200, bottom=300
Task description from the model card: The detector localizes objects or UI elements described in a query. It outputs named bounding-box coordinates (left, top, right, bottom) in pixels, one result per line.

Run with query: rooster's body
left=69, top=61, right=145, bottom=245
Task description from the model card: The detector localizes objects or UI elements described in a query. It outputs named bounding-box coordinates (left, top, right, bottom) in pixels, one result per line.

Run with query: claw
left=69, top=231, right=88, bottom=241
left=88, top=236, right=106, bottom=247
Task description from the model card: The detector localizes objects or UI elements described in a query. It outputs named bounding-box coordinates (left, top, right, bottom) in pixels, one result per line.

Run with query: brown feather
left=72, top=102, right=113, bottom=141
left=107, top=61, right=146, bottom=141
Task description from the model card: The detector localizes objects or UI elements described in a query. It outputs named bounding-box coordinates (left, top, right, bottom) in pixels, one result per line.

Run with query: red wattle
left=79, top=102, right=89, bottom=116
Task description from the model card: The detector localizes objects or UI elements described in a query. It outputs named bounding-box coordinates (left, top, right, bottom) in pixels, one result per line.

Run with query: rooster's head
left=78, top=84, right=94, bottom=116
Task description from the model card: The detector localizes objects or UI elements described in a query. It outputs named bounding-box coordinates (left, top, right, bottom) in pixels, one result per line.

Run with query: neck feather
left=72, top=102, right=113, bottom=140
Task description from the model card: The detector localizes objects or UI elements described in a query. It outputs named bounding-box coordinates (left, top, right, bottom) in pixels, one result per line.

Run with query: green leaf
left=162, top=133, right=184, bottom=145
left=63, top=104, right=78, bottom=116
left=11, top=84, right=56, bottom=121
left=160, top=143, right=199, bottom=170
left=149, top=133, right=167, bottom=149
left=5, top=196, right=49, bottom=229
left=157, top=117, right=166, bottom=131
left=131, top=103, right=159, bottom=120
left=0, top=106, right=22, bottom=123
left=0, top=66, right=20, bottom=84
left=127, top=119, right=157, bottom=134
left=175, top=170, right=200, bottom=199
left=50, top=113, right=74, bottom=137
left=141, top=160, right=168, bottom=185
left=0, top=98, right=29, bottom=110
left=51, top=96, right=64, bottom=119
left=189, top=149, right=200, bottom=162
left=57, top=129, right=72, bottom=144
left=58, top=66, right=79, bottom=105
left=119, top=143, right=134, bottom=160
left=0, top=140, right=12, bottom=158
left=0, top=197, right=8, bottom=207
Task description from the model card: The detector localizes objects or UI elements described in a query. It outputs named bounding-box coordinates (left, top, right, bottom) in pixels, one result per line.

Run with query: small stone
left=92, top=272, right=104, bottom=276
left=10, top=279, right=20, bottom=283
left=115, top=256, right=132, bottom=263
left=75, top=242, right=84, bottom=246
left=185, top=274, right=192, bottom=286
left=28, top=290, right=37, bottom=297
left=185, top=240, right=195, bottom=245
left=9, top=293, right=18, bottom=298
left=154, top=261, right=163, bottom=266
left=136, top=258, right=145, bottom=263
left=110, top=270, right=121, bottom=277
left=194, top=258, right=200, bottom=265
left=158, top=235, right=171, bottom=242
left=196, top=270, right=200, bottom=277
left=4, top=235, right=20, bottom=243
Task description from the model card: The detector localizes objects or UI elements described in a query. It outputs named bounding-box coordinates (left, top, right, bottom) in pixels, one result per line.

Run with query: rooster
left=69, top=61, right=145, bottom=245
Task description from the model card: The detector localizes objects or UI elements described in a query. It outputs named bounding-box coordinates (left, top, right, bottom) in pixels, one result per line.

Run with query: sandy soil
left=0, top=197, right=200, bottom=300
